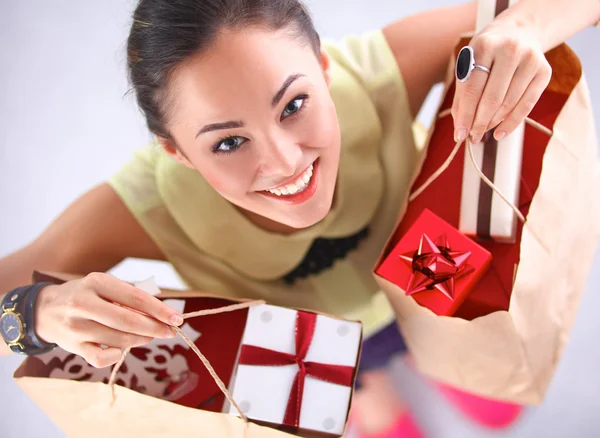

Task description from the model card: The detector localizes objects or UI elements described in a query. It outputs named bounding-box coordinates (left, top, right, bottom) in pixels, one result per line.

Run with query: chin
left=245, top=153, right=338, bottom=230
left=285, top=203, right=331, bottom=229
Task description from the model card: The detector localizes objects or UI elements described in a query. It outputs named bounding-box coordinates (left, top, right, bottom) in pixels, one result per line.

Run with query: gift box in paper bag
left=458, top=123, right=525, bottom=244
left=373, top=0, right=600, bottom=405
left=376, top=209, right=492, bottom=316
left=228, top=304, right=361, bottom=437
left=12, top=272, right=362, bottom=438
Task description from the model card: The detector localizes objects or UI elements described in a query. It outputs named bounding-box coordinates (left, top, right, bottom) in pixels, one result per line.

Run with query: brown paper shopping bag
left=374, top=2, right=600, bottom=404
left=13, top=272, right=361, bottom=438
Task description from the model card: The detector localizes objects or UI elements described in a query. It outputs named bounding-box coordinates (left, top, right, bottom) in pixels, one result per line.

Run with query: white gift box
left=228, top=304, right=362, bottom=436
left=459, top=123, right=525, bottom=243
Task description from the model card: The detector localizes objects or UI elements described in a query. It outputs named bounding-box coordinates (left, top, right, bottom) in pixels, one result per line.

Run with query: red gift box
left=382, top=41, right=565, bottom=319
left=377, top=209, right=492, bottom=316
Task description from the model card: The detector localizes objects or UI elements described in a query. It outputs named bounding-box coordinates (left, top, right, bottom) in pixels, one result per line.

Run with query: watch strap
left=23, top=282, right=57, bottom=352
left=9, top=342, right=52, bottom=356
left=1, top=285, right=30, bottom=311
left=2, top=283, right=57, bottom=355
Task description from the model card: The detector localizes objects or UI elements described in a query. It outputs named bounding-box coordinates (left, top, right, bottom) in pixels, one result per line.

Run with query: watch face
left=0, top=313, right=23, bottom=343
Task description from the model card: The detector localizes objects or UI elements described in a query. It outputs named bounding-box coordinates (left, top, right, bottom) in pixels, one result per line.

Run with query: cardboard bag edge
left=372, top=42, right=600, bottom=404
left=16, top=271, right=363, bottom=437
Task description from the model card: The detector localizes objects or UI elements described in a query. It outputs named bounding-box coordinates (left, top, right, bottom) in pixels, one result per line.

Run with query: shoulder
left=323, top=30, right=411, bottom=131
left=323, top=30, right=401, bottom=93
left=108, top=141, right=166, bottom=214
left=323, top=31, right=414, bottom=159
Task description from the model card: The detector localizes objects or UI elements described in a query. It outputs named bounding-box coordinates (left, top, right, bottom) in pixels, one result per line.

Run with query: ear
left=319, top=49, right=331, bottom=87
left=157, top=137, right=195, bottom=169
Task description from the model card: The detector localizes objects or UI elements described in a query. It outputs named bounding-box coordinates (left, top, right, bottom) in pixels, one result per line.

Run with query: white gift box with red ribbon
left=228, top=304, right=362, bottom=436
left=459, top=123, right=525, bottom=243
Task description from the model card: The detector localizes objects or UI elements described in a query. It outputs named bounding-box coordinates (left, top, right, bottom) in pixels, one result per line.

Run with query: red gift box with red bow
left=376, top=39, right=563, bottom=320
left=376, top=209, right=492, bottom=316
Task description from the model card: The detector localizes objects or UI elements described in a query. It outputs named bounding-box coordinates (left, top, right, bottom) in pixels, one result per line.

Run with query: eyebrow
left=271, top=73, right=305, bottom=107
left=195, top=73, right=305, bottom=138
left=196, top=120, right=244, bottom=137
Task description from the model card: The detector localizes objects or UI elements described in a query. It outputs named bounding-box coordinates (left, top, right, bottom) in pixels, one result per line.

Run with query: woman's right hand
left=34, top=273, right=184, bottom=368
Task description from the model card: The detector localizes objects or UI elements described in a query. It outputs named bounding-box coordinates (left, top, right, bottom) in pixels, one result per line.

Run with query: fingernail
left=456, top=128, right=468, bottom=142
left=170, top=314, right=184, bottom=326
left=495, top=130, right=506, bottom=141
left=471, top=134, right=482, bottom=144
left=165, top=328, right=176, bottom=338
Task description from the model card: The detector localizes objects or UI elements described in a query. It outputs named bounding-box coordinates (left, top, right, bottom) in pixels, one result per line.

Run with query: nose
left=259, top=129, right=303, bottom=178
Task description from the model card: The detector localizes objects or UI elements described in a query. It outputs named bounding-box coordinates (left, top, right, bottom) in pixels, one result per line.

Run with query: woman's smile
left=259, top=158, right=319, bottom=205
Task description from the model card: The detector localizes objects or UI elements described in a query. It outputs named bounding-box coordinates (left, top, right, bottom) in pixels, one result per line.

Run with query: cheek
left=194, top=159, right=255, bottom=198
left=303, top=97, right=340, bottom=149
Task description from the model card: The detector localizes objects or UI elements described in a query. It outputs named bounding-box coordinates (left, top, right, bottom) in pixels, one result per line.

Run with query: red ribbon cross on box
left=238, top=312, right=355, bottom=428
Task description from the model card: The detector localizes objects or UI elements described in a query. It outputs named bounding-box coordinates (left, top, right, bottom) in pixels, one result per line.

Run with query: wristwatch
left=1, top=284, right=57, bottom=355
left=0, top=287, right=28, bottom=353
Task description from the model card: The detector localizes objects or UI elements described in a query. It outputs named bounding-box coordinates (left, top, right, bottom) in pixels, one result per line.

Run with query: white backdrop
left=1, top=1, right=599, bottom=437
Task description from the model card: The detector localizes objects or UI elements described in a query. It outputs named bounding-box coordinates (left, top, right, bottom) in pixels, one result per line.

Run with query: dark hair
left=127, top=0, right=320, bottom=139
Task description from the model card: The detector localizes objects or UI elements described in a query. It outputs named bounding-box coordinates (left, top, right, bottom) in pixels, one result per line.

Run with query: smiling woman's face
left=161, top=26, right=341, bottom=232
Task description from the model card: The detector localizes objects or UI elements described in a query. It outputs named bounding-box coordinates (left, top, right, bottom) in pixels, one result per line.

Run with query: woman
left=1, top=1, right=598, bottom=437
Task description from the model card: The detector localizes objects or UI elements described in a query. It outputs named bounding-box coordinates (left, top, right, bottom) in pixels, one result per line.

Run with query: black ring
left=456, top=46, right=490, bottom=83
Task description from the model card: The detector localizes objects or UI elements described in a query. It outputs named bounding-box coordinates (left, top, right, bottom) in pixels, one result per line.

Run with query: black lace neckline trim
left=283, top=226, right=370, bottom=285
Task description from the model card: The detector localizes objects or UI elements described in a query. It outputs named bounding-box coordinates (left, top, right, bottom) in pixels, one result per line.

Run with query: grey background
left=0, top=1, right=599, bottom=437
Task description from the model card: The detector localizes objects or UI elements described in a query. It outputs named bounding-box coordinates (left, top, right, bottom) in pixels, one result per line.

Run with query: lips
left=260, top=159, right=320, bottom=205
left=262, top=161, right=315, bottom=196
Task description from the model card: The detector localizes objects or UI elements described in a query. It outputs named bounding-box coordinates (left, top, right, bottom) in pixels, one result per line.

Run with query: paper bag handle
left=108, top=300, right=266, bottom=424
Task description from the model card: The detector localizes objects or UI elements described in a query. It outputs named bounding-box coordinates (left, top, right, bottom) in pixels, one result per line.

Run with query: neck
left=237, top=207, right=300, bottom=235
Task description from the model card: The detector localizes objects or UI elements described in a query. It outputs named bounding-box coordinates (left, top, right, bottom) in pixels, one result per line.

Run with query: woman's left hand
left=452, top=20, right=553, bottom=144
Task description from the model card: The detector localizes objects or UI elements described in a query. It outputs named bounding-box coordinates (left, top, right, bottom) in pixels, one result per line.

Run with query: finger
left=82, top=273, right=183, bottom=326
left=69, top=318, right=154, bottom=349
left=486, top=55, right=542, bottom=131
left=469, top=48, right=520, bottom=143
left=77, top=342, right=123, bottom=368
left=454, top=43, right=494, bottom=142
left=494, top=71, right=551, bottom=139
left=85, top=295, right=177, bottom=339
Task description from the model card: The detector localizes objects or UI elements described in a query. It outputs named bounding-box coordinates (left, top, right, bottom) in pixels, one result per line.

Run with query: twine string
left=408, top=110, right=554, bottom=252
left=108, top=300, right=267, bottom=424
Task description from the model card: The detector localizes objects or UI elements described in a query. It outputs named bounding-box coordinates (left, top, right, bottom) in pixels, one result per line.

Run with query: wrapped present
left=373, top=0, right=600, bottom=405
left=229, top=304, right=362, bottom=437
left=14, top=272, right=362, bottom=438
left=376, top=209, right=492, bottom=316
left=459, top=123, right=525, bottom=243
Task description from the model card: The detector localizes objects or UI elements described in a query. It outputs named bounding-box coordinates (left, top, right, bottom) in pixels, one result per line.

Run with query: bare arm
left=0, top=183, right=166, bottom=356
left=382, top=2, right=478, bottom=118
left=506, top=0, right=600, bottom=52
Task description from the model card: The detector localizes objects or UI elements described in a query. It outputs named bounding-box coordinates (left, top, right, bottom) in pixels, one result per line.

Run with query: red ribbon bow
left=238, top=312, right=355, bottom=428
left=399, top=233, right=473, bottom=300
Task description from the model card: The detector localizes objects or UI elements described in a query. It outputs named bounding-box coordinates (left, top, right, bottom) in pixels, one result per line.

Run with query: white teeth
left=266, top=163, right=315, bottom=196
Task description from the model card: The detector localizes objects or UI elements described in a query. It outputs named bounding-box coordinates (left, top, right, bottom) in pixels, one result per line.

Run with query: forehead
left=169, top=27, right=321, bottom=120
